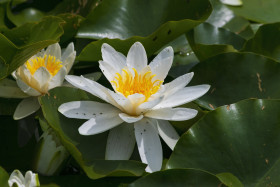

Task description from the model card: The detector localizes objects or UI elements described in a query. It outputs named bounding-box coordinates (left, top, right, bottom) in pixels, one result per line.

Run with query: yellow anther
left=26, top=55, right=63, bottom=76
left=111, top=67, right=163, bottom=101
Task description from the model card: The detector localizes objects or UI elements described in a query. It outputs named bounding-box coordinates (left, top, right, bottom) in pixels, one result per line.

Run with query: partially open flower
left=12, top=43, right=76, bottom=120
left=59, top=42, right=210, bottom=172
left=8, top=170, right=40, bottom=187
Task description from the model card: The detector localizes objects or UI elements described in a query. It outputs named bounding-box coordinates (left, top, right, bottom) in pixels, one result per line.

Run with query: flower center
left=111, top=68, right=163, bottom=101
left=26, top=55, right=63, bottom=76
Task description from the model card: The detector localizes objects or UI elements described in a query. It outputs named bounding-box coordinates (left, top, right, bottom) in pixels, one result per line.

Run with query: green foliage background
left=1, top=0, right=280, bottom=186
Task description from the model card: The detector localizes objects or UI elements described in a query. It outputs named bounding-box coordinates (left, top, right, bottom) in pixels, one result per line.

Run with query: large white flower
left=58, top=42, right=210, bottom=172
left=8, top=170, right=40, bottom=187
left=12, top=43, right=76, bottom=120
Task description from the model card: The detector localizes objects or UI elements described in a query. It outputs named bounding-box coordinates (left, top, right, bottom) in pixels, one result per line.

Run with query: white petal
left=127, top=42, right=147, bottom=71
left=107, top=91, right=132, bottom=111
left=65, top=75, right=92, bottom=93
left=24, top=171, right=40, bottom=186
left=127, top=93, right=146, bottom=105
left=149, top=46, right=173, bottom=81
left=154, top=85, right=210, bottom=109
left=99, top=60, right=118, bottom=83
left=59, top=101, right=121, bottom=119
left=8, top=170, right=25, bottom=187
left=61, top=42, right=76, bottom=73
left=33, top=67, right=51, bottom=93
left=48, top=67, right=67, bottom=90
left=78, top=114, right=123, bottom=135
left=65, top=75, right=114, bottom=105
left=16, top=78, right=41, bottom=96
left=82, top=77, right=120, bottom=107
left=61, top=42, right=75, bottom=62
left=13, top=97, right=40, bottom=120
left=145, top=108, right=197, bottom=121
left=136, top=96, right=164, bottom=114
left=45, top=43, right=61, bottom=60
left=156, top=120, right=179, bottom=150
left=105, top=123, right=135, bottom=160
left=64, top=52, right=76, bottom=74
left=119, top=113, right=143, bottom=123
left=163, top=72, right=194, bottom=96
left=134, top=118, right=162, bottom=172
left=101, top=43, right=126, bottom=68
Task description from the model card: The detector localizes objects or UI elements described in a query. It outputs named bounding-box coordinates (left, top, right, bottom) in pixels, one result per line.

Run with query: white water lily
left=58, top=42, right=210, bottom=172
left=12, top=43, right=76, bottom=120
left=8, top=170, right=40, bottom=187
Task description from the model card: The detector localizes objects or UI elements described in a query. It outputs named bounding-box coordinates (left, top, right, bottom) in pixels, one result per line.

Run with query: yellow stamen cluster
left=112, top=68, right=163, bottom=101
left=26, top=55, right=63, bottom=76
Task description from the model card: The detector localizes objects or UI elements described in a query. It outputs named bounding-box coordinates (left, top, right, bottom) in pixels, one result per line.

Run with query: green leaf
left=49, top=0, right=99, bottom=17
left=39, top=87, right=146, bottom=179
left=170, top=102, right=206, bottom=135
left=206, top=0, right=253, bottom=39
left=77, top=0, right=212, bottom=61
left=129, top=169, right=224, bottom=187
left=189, top=52, right=280, bottom=110
left=0, top=167, right=9, bottom=187
left=186, top=22, right=246, bottom=61
left=167, top=99, right=280, bottom=186
left=0, top=16, right=64, bottom=80
left=57, top=14, right=84, bottom=44
left=242, top=23, right=280, bottom=62
left=227, top=0, right=280, bottom=23
left=7, top=5, right=45, bottom=26
left=40, top=175, right=137, bottom=187
left=216, top=173, right=244, bottom=187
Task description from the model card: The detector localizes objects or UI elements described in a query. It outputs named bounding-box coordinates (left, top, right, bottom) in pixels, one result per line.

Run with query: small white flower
left=58, top=42, right=210, bottom=172
left=8, top=170, right=40, bottom=187
left=12, top=43, right=76, bottom=120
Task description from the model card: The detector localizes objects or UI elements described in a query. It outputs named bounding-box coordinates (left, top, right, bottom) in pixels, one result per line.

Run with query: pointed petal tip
left=163, top=46, right=174, bottom=54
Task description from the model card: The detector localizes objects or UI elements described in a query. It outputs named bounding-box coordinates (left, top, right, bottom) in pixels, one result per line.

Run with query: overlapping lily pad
left=206, top=0, right=253, bottom=39
left=228, top=0, right=280, bottom=23
left=77, top=0, right=212, bottom=62
left=39, top=87, right=146, bottom=179
left=129, top=169, right=242, bottom=187
left=242, top=23, right=280, bottom=62
left=188, top=52, right=280, bottom=110
left=186, top=22, right=246, bottom=61
left=167, top=99, right=280, bottom=186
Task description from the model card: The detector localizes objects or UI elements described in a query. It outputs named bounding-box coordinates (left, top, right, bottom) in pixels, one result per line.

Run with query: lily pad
left=77, top=0, right=212, bottom=61
left=189, top=52, right=280, bottom=110
left=129, top=169, right=242, bottom=187
left=167, top=99, right=280, bottom=186
left=186, top=22, right=246, bottom=61
left=242, top=23, right=280, bottom=62
left=206, top=0, right=253, bottom=39
left=228, top=0, right=280, bottom=23
left=0, top=167, right=9, bottom=187
left=39, top=87, right=146, bottom=179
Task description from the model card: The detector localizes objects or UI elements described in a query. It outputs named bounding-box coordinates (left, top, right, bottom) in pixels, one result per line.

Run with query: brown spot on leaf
left=226, top=105, right=230, bottom=111
left=209, top=104, right=215, bottom=110
left=265, top=158, right=269, bottom=164
left=256, top=73, right=263, bottom=92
